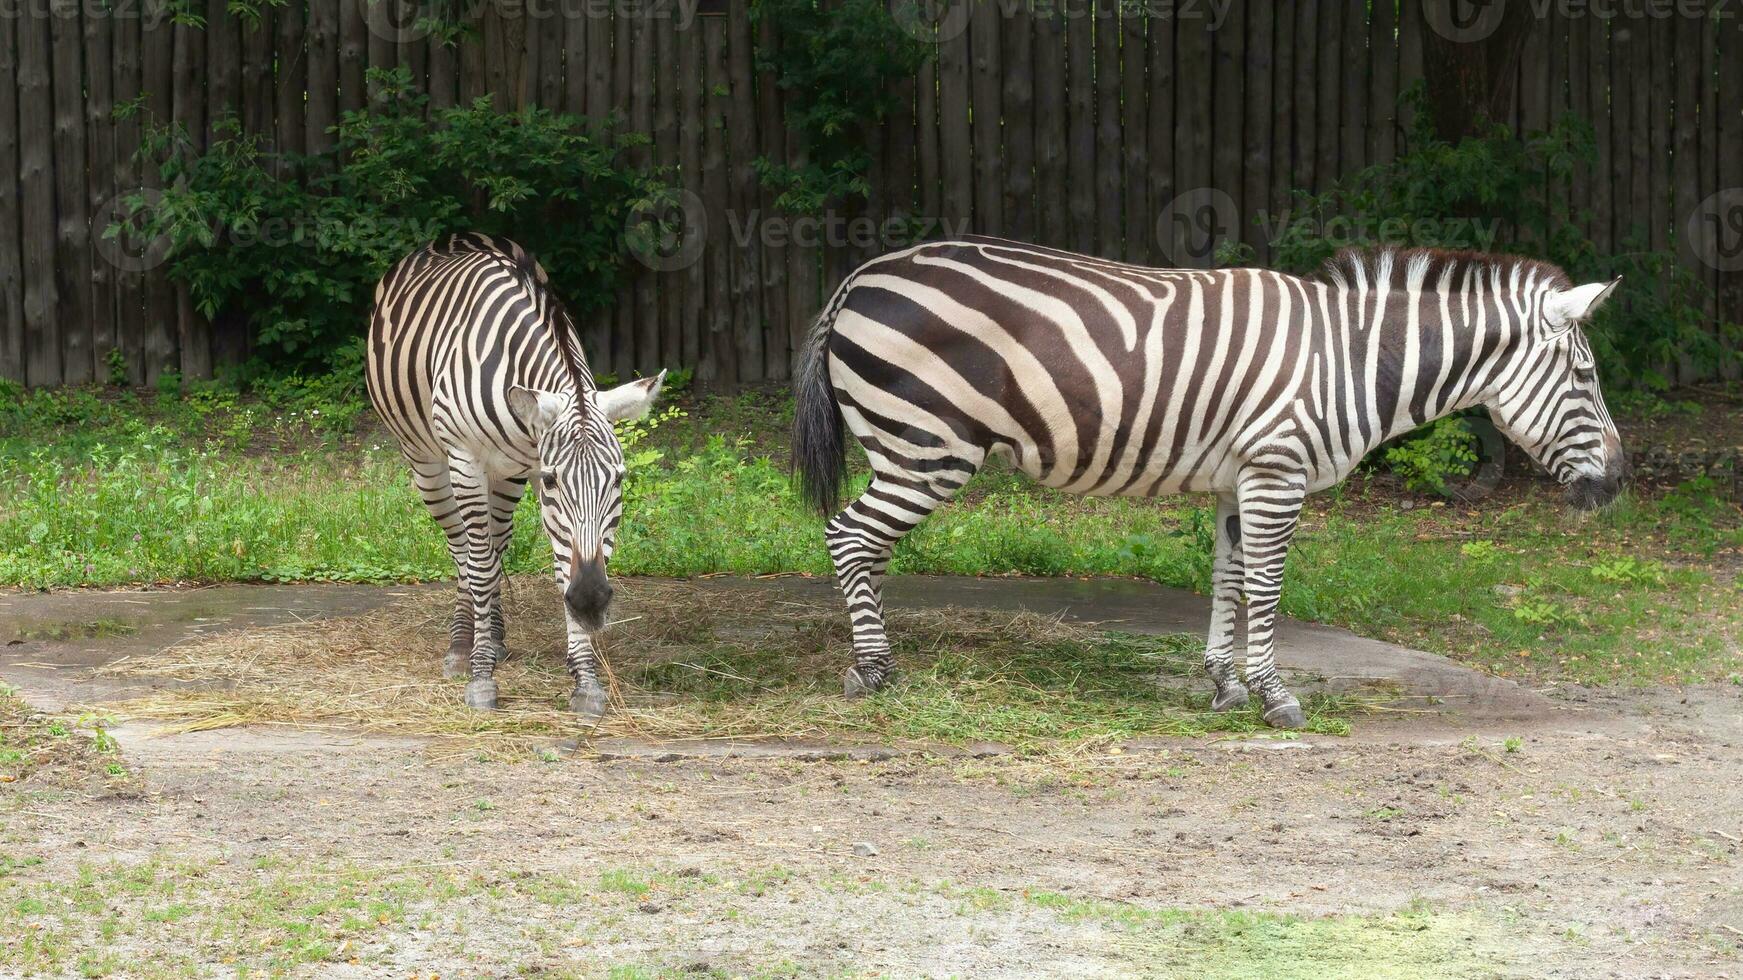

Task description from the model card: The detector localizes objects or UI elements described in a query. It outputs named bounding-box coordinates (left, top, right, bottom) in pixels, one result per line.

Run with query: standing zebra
left=793, top=237, right=1623, bottom=728
left=367, top=233, right=664, bottom=716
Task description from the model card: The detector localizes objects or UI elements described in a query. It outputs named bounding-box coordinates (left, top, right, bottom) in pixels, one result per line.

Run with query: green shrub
left=119, top=67, right=668, bottom=374
left=1383, top=416, right=1479, bottom=496
left=1260, top=86, right=1740, bottom=390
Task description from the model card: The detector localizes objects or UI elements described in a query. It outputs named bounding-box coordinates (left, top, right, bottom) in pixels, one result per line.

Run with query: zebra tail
left=791, top=285, right=852, bottom=517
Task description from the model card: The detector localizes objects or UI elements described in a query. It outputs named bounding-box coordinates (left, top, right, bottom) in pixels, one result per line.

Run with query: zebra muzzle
left=565, top=558, right=612, bottom=632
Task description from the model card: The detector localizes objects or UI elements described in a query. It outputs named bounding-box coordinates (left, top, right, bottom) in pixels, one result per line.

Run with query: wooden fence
left=2, top=0, right=1742, bottom=388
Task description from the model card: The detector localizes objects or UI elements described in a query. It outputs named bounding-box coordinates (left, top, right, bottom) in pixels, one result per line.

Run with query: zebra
left=792, top=237, right=1623, bottom=728
left=366, top=233, right=664, bottom=716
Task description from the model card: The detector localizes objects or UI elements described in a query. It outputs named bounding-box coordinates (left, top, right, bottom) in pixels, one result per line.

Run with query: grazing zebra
left=792, top=237, right=1623, bottom=728
left=367, top=233, right=664, bottom=716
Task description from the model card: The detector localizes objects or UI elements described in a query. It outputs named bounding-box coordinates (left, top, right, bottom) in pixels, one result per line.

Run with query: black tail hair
left=791, top=285, right=852, bottom=516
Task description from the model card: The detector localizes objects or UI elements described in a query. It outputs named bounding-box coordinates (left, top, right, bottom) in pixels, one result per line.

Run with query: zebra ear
left=598, top=370, right=666, bottom=423
left=1544, top=278, right=1621, bottom=333
left=506, top=385, right=565, bottom=436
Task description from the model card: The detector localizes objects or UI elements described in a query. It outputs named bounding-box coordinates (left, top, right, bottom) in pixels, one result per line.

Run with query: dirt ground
left=3, top=581, right=1741, bottom=978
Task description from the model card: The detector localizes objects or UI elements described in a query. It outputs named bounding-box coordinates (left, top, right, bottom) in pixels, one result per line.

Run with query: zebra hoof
left=842, top=666, right=882, bottom=698
left=443, top=646, right=469, bottom=679
left=569, top=683, right=608, bottom=720
left=1262, top=698, right=1307, bottom=730
left=463, top=678, right=499, bottom=711
left=1210, top=683, right=1250, bottom=712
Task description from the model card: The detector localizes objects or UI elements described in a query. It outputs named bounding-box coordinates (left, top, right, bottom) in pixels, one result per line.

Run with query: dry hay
left=92, top=577, right=1208, bottom=755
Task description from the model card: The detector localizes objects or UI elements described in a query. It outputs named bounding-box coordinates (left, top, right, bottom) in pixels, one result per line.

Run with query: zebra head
left=507, top=371, right=666, bottom=631
left=1485, top=278, right=1624, bottom=511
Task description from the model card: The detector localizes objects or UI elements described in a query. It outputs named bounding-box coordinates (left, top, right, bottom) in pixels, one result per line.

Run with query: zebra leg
left=1205, top=494, right=1249, bottom=711
left=486, top=475, right=528, bottom=664
left=828, top=471, right=964, bottom=697
left=408, top=458, right=474, bottom=679
left=449, top=456, right=507, bottom=710
left=1235, top=473, right=1308, bottom=729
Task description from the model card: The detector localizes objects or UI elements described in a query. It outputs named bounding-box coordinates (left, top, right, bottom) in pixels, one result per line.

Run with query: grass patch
left=0, top=685, right=134, bottom=792
left=91, top=579, right=1354, bottom=755
left=3, top=384, right=1739, bottom=686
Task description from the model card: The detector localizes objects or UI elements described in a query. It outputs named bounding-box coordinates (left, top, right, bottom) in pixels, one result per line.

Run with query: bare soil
left=3, top=582, right=1740, bottom=978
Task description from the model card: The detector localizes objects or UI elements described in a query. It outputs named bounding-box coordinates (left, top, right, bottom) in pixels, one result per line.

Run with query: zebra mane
left=439, top=233, right=595, bottom=396
left=1317, top=247, right=1572, bottom=295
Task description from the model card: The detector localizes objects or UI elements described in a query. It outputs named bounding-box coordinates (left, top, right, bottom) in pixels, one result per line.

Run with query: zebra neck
left=1334, top=281, right=1527, bottom=451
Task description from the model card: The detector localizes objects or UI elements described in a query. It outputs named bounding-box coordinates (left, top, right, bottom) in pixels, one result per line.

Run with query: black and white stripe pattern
left=367, top=233, right=663, bottom=716
left=793, top=237, right=1623, bottom=728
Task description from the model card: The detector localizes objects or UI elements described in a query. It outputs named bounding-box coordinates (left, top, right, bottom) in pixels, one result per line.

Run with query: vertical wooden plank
left=0, top=9, right=22, bottom=382
left=1172, top=10, right=1212, bottom=266
left=1145, top=8, right=1173, bottom=263
left=400, top=11, right=427, bottom=99
left=1093, top=2, right=1119, bottom=255
left=1292, top=0, right=1317, bottom=193
left=1314, top=0, right=1339, bottom=189
left=725, top=3, right=763, bottom=381
left=679, top=10, right=704, bottom=370
left=52, top=1, right=93, bottom=383
left=340, top=0, right=366, bottom=114
left=142, top=0, right=176, bottom=382
left=1338, top=0, right=1365, bottom=175
left=17, top=4, right=56, bottom=385
left=1673, top=8, right=1702, bottom=277
left=1520, top=14, right=1549, bottom=136
left=915, top=31, right=940, bottom=220
left=700, top=14, right=735, bottom=385
left=1698, top=0, right=1720, bottom=330
left=883, top=2, right=917, bottom=221
left=84, top=0, right=116, bottom=377
left=1119, top=9, right=1146, bottom=263
left=1066, top=5, right=1094, bottom=254
left=306, top=0, right=339, bottom=152
left=1649, top=9, right=1673, bottom=255
left=242, top=7, right=275, bottom=136
left=1244, top=1, right=1272, bottom=261
left=207, top=0, right=241, bottom=135
left=1628, top=16, right=1653, bottom=249
left=562, top=0, right=586, bottom=115
left=1211, top=3, right=1243, bottom=262
left=1568, top=12, right=1590, bottom=237
left=1590, top=16, right=1613, bottom=254
left=276, top=0, right=307, bottom=155
left=539, top=14, right=564, bottom=110
left=1719, top=6, right=1743, bottom=331
left=757, top=12, right=788, bottom=379
left=1036, top=7, right=1067, bottom=246
left=173, top=9, right=210, bottom=378
left=970, top=1, right=1002, bottom=234
left=1268, top=0, right=1295, bottom=215
left=1003, top=4, right=1035, bottom=243
left=586, top=5, right=611, bottom=117
left=1613, top=20, right=1638, bottom=247
left=111, top=2, right=144, bottom=383
left=429, top=35, right=458, bottom=111
left=1367, top=0, right=1396, bottom=165
left=940, top=9, right=971, bottom=227
left=1397, top=0, right=1424, bottom=141
left=657, top=12, right=684, bottom=371
left=612, top=6, right=632, bottom=118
